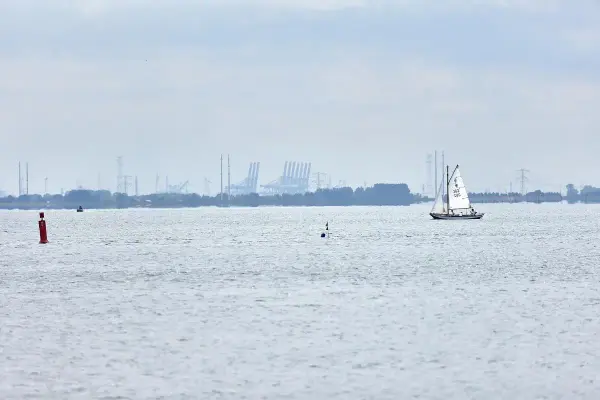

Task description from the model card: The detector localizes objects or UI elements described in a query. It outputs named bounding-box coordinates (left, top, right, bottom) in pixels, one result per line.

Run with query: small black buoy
left=320, top=233, right=326, bottom=238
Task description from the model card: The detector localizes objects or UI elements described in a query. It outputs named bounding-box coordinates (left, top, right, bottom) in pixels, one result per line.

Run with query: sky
left=1, top=0, right=599, bottom=196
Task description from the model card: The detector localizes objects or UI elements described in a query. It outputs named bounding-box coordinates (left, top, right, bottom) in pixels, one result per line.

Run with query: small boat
left=76, top=206, right=84, bottom=212
left=321, top=222, right=329, bottom=238
left=430, top=164, right=484, bottom=220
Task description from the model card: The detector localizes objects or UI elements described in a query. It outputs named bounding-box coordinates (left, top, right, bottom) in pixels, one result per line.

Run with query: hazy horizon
left=1, top=0, right=599, bottom=196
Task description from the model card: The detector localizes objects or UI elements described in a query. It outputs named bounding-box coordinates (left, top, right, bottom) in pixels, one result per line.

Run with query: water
left=1, top=203, right=600, bottom=399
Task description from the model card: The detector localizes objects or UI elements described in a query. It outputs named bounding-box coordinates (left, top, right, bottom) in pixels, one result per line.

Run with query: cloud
left=0, top=0, right=584, bottom=12
left=1, top=0, right=598, bottom=74
left=2, top=47, right=598, bottom=190
left=0, top=0, right=600, bottom=193
left=562, top=28, right=600, bottom=55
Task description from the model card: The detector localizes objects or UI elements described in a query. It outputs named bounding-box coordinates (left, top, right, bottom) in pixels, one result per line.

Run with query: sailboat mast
left=434, top=151, right=438, bottom=198
left=441, top=151, right=445, bottom=210
left=441, top=151, right=444, bottom=189
left=446, top=165, right=450, bottom=214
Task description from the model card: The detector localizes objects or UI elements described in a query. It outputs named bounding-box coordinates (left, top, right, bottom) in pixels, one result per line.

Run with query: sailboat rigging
left=429, top=164, right=484, bottom=220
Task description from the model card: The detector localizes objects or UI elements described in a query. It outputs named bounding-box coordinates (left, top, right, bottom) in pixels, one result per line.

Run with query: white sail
left=430, top=178, right=446, bottom=213
left=448, top=166, right=471, bottom=210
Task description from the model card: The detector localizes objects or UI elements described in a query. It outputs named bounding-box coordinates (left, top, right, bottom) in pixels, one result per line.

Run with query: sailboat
left=430, top=164, right=484, bottom=220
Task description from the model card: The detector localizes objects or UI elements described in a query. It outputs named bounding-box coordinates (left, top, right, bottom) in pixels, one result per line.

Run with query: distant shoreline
left=0, top=203, right=419, bottom=210
left=2, top=186, right=600, bottom=210
left=2, top=200, right=599, bottom=211
left=0, top=184, right=420, bottom=210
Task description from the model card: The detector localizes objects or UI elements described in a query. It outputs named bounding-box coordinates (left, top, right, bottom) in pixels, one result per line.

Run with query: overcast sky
left=0, top=0, right=599, bottom=195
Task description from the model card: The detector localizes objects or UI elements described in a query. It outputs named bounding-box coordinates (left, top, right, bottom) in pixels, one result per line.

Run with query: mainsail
left=447, top=166, right=471, bottom=210
left=430, top=179, right=446, bottom=213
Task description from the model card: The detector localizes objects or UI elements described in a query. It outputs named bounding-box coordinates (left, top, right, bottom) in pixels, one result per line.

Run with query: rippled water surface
left=2, top=204, right=600, bottom=399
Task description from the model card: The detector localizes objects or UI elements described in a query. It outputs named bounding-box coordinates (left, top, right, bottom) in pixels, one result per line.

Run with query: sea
left=1, top=203, right=600, bottom=399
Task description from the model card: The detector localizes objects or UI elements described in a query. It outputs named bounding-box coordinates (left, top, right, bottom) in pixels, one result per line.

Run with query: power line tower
left=517, top=168, right=530, bottom=195
left=227, top=154, right=231, bottom=202
left=220, top=154, right=223, bottom=203
left=123, top=175, right=132, bottom=195
left=18, top=162, right=22, bottom=196
left=17, top=161, right=28, bottom=196
left=116, top=156, right=124, bottom=193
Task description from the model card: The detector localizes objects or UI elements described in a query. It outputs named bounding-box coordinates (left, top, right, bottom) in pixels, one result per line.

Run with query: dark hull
left=430, top=212, right=484, bottom=220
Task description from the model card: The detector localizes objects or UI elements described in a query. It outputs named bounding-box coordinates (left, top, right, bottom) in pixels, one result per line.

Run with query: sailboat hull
left=430, top=212, right=484, bottom=220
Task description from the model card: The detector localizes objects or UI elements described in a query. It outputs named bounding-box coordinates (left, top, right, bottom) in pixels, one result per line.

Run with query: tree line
left=565, top=184, right=600, bottom=203
left=0, top=184, right=425, bottom=209
left=468, top=190, right=563, bottom=203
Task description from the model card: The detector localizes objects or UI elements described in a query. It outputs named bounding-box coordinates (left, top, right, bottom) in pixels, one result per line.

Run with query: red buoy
left=38, top=212, right=48, bottom=244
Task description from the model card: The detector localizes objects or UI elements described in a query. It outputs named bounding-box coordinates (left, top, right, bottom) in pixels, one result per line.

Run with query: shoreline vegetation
left=1, top=184, right=418, bottom=210
left=0, top=183, right=598, bottom=210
